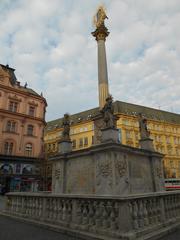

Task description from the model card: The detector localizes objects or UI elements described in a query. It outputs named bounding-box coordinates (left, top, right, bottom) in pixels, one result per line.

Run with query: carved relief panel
left=95, top=152, right=113, bottom=194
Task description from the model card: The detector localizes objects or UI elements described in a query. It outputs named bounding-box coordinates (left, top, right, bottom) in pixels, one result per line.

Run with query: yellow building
left=44, top=100, right=180, bottom=187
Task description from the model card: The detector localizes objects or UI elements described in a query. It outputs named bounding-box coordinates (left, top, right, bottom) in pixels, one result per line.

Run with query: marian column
left=92, top=6, right=109, bottom=109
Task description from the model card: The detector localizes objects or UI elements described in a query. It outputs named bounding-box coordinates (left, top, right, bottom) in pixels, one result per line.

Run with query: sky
left=0, top=0, right=180, bottom=121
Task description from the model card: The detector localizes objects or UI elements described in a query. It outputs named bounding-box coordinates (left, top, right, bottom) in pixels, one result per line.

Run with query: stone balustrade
left=3, top=191, right=180, bottom=240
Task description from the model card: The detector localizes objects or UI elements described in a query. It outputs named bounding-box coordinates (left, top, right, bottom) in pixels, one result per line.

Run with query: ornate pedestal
left=139, top=138, right=154, bottom=151
left=101, top=127, right=119, bottom=143
left=58, top=140, right=72, bottom=154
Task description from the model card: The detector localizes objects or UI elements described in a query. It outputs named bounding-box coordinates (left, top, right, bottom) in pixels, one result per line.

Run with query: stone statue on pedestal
left=138, top=113, right=150, bottom=139
left=62, top=113, right=70, bottom=141
left=101, top=95, right=115, bottom=128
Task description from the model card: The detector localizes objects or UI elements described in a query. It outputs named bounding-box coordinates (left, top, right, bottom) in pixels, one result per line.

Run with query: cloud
left=0, top=0, right=180, bottom=121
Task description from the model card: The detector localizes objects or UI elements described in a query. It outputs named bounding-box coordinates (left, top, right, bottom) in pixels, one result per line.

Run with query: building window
left=48, top=144, right=51, bottom=151
left=92, top=136, right=94, bottom=144
left=29, top=106, right=35, bottom=117
left=27, top=125, right=34, bottom=136
left=123, top=119, right=129, bottom=125
left=72, top=140, right=76, bottom=148
left=79, top=138, right=83, bottom=147
left=4, top=142, right=13, bottom=155
left=53, top=143, right=56, bottom=151
left=84, top=137, right=88, bottom=146
left=8, top=101, right=18, bottom=112
left=167, top=146, right=172, bottom=155
left=135, top=132, right=139, bottom=141
left=25, top=143, right=33, bottom=156
left=126, top=130, right=131, bottom=139
left=6, top=121, right=16, bottom=132
left=166, top=136, right=170, bottom=144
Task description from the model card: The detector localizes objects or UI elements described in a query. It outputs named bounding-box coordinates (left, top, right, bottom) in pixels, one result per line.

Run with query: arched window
left=27, top=125, right=34, bottom=136
left=25, top=143, right=33, bottom=156
left=4, top=142, right=13, bottom=155
left=6, top=120, right=16, bottom=132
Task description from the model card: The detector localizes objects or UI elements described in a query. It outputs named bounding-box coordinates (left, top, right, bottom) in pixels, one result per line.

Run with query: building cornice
left=0, top=83, right=47, bottom=106
left=0, top=108, right=46, bottom=125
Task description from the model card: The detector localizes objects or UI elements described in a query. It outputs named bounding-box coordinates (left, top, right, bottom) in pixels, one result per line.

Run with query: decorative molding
left=156, top=166, right=163, bottom=178
left=115, top=159, right=127, bottom=178
left=8, top=94, right=22, bottom=102
left=28, top=100, right=38, bottom=106
left=55, top=168, right=61, bottom=179
left=98, top=162, right=112, bottom=177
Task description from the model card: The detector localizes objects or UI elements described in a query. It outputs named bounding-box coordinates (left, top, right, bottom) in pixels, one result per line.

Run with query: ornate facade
left=0, top=64, right=47, bottom=192
left=44, top=101, right=180, bottom=187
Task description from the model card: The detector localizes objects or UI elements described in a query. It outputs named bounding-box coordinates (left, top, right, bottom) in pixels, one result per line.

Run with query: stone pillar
left=92, top=23, right=109, bottom=109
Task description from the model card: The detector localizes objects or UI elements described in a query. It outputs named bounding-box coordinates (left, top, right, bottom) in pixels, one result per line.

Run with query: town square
left=0, top=1, right=180, bottom=239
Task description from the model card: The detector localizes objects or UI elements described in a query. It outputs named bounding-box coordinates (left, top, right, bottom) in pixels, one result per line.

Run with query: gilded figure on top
left=93, top=5, right=108, bottom=28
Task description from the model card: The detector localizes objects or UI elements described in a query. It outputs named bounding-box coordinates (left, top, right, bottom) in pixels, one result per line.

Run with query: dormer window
left=9, top=101, right=18, bottom=112
left=29, top=106, right=35, bottom=117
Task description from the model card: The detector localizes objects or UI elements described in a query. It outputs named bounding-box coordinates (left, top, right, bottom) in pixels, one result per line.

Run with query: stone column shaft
left=97, top=39, right=109, bottom=108
left=92, top=23, right=109, bottom=109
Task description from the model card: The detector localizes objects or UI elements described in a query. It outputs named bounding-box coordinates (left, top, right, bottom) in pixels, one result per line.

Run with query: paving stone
left=0, top=215, right=83, bottom=240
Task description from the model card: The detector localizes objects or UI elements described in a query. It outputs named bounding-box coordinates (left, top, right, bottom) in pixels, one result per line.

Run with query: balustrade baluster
left=62, top=199, right=67, bottom=222
left=132, top=200, right=139, bottom=230
left=176, top=195, right=180, bottom=217
left=156, top=198, right=161, bottom=223
left=94, top=201, right=102, bottom=229
left=88, top=200, right=95, bottom=228
left=82, top=201, right=88, bottom=227
left=173, top=195, right=177, bottom=218
left=102, top=201, right=109, bottom=229
left=143, top=199, right=149, bottom=227
left=148, top=199, right=153, bottom=225
left=138, top=200, right=144, bottom=228
left=164, top=197, right=168, bottom=220
left=52, top=198, right=57, bottom=221
left=75, top=200, right=82, bottom=226
left=66, top=200, right=72, bottom=223
left=58, top=199, right=63, bottom=222
left=109, top=202, right=117, bottom=232
left=169, top=196, right=173, bottom=219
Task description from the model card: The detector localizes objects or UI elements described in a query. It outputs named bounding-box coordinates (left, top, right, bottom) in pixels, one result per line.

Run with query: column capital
left=92, top=23, right=109, bottom=41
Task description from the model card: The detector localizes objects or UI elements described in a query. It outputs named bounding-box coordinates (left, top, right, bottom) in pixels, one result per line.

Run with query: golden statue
left=93, top=5, right=108, bottom=28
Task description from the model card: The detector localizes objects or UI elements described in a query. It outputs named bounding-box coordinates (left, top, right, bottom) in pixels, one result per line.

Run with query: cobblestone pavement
left=159, top=229, right=180, bottom=240
left=0, top=215, right=84, bottom=240
left=0, top=196, right=6, bottom=210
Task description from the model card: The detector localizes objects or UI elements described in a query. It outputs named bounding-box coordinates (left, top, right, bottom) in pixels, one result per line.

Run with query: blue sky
left=0, top=0, right=180, bottom=120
